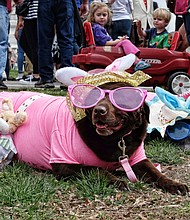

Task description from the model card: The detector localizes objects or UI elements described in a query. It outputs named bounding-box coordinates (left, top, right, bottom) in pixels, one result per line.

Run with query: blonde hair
left=87, top=2, right=112, bottom=26
left=153, top=8, right=171, bottom=24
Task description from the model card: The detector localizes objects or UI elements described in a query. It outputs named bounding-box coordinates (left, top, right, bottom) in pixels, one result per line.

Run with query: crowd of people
left=0, top=0, right=190, bottom=90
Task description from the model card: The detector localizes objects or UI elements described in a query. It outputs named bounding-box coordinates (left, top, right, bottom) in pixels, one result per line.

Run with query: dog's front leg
left=51, top=163, right=84, bottom=180
left=52, top=163, right=128, bottom=190
left=132, top=159, right=189, bottom=195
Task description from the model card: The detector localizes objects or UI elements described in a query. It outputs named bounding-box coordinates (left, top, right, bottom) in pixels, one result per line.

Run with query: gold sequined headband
left=66, top=70, right=151, bottom=121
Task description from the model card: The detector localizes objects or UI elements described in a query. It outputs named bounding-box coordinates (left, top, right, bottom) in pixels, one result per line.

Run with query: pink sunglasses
left=68, top=84, right=147, bottom=111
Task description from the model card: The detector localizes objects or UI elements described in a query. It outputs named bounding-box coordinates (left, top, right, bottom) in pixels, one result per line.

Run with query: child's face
left=153, top=17, right=168, bottom=30
left=94, top=7, right=109, bottom=27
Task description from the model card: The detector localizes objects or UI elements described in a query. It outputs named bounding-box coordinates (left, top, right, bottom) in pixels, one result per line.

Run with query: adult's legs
left=0, top=6, right=9, bottom=82
left=111, top=19, right=132, bottom=40
left=56, top=0, right=74, bottom=68
left=20, top=29, right=32, bottom=64
left=37, top=0, right=74, bottom=88
left=175, top=15, right=183, bottom=31
left=25, top=55, right=33, bottom=75
left=178, top=23, right=189, bottom=51
left=5, top=46, right=9, bottom=79
left=183, top=13, right=190, bottom=46
left=38, top=0, right=55, bottom=82
left=20, top=19, right=39, bottom=75
left=17, top=28, right=25, bottom=78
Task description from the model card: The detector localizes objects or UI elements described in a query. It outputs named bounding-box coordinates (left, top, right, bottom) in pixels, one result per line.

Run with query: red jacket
left=6, top=0, right=12, bottom=13
left=175, top=0, right=190, bottom=14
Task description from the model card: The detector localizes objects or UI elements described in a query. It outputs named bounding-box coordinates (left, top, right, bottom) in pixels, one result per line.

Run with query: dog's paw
left=113, top=179, right=129, bottom=191
left=158, top=178, right=189, bottom=195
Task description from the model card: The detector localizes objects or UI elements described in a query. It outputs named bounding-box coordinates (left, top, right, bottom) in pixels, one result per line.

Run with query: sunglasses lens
left=166, top=121, right=190, bottom=140
left=113, top=88, right=144, bottom=110
left=71, top=85, right=101, bottom=108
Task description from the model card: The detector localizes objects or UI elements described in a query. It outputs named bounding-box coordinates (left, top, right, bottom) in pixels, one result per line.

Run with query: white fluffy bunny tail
left=55, top=67, right=88, bottom=86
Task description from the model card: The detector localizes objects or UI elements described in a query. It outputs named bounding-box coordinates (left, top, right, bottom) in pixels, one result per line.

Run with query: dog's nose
left=94, top=106, right=107, bottom=115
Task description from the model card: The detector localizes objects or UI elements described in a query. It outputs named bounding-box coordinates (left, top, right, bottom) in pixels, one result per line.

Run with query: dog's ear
left=143, top=102, right=150, bottom=123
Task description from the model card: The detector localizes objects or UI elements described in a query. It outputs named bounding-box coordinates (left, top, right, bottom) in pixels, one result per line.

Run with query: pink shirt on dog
left=0, top=92, right=146, bottom=172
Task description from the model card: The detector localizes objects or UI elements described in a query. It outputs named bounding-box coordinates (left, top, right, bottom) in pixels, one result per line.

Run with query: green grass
left=9, top=69, right=17, bottom=79
left=72, top=169, right=116, bottom=200
left=0, top=139, right=189, bottom=219
left=0, top=162, right=69, bottom=219
left=145, top=139, right=190, bottom=165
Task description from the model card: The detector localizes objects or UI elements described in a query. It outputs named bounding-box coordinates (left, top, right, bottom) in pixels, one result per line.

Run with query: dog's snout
left=94, top=106, right=107, bottom=115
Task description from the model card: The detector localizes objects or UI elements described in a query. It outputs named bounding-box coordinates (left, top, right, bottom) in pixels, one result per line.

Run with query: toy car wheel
left=167, top=72, right=190, bottom=95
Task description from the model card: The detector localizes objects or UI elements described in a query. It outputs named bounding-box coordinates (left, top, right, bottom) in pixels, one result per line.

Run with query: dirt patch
left=47, top=157, right=190, bottom=220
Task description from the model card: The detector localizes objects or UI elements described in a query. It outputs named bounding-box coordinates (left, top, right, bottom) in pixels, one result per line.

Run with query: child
left=87, top=2, right=151, bottom=71
left=137, top=8, right=172, bottom=49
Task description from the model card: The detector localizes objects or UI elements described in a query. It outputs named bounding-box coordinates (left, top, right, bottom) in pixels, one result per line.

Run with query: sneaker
left=35, top=79, right=55, bottom=89
left=0, top=80, right=8, bottom=90
left=134, top=60, right=151, bottom=71
left=16, top=73, right=24, bottom=81
left=19, top=75, right=40, bottom=84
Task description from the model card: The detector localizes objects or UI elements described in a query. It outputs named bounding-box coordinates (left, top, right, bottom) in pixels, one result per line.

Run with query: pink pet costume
left=0, top=59, right=160, bottom=181
left=0, top=91, right=146, bottom=175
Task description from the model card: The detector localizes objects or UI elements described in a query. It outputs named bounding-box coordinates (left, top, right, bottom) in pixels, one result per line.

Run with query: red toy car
left=72, top=22, right=190, bottom=95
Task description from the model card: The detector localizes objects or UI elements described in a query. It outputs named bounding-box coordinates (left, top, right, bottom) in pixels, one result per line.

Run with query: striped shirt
left=23, top=0, right=38, bottom=19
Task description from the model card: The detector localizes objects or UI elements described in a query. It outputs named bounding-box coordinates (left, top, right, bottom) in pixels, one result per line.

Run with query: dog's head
left=84, top=82, right=149, bottom=138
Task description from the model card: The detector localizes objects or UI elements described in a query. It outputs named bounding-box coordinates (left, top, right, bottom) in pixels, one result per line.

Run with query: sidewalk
left=4, top=80, right=62, bottom=90
left=3, top=80, right=154, bottom=91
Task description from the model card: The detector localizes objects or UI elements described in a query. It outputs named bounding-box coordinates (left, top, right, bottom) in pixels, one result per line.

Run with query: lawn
left=1, top=140, right=190, bottom=219
left=0, top=70, right=190, bottom=219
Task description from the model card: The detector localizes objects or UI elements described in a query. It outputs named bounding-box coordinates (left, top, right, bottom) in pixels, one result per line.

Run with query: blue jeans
left=183, top=13, right=190, bottom=45
left=17, top=28, right=25, bottom=74
left=38, top=0, right=74, bottom=82
left=111, top=19, right=132, bottom=40
left=0, top=5, right=9, bottom=80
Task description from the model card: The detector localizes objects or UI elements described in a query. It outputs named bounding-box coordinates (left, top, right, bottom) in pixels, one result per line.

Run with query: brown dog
left=2, top=80, right=188, bottom=195
left=51, top=82, right=189, bottom=195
